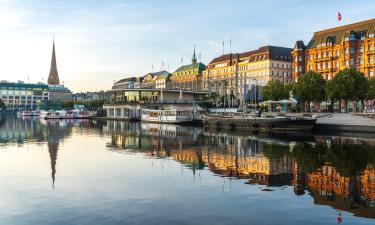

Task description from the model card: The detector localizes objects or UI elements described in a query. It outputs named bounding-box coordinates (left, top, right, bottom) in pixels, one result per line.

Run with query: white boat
left=44, top=111, right=61, bottom=119
left=21, top=110, right=40, bottom=116
left=141, top=109, right=194, bottom=124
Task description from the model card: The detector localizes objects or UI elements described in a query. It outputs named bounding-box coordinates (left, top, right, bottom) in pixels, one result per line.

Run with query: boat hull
left=203, top=116, right=316, bottom=132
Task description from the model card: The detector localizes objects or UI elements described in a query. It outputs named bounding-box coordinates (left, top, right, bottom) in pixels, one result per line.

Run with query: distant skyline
left=0, top=0, right=374, bottom=92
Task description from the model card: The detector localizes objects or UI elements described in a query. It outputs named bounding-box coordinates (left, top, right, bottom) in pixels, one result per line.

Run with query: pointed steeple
left=48, top=38, right=60, bottom=85
left=192, top=45, right=197, bottom=64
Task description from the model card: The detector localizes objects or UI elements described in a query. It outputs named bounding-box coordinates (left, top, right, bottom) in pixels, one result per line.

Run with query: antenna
left=230, top=37, right=232, bottom=53
left=222, top=39, right=225, bottom=55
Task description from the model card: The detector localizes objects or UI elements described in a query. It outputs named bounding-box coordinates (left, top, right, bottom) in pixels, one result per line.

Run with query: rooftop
left=208, top=45, right=293, bottom=65
left=307, top=18, right=375, bottom=48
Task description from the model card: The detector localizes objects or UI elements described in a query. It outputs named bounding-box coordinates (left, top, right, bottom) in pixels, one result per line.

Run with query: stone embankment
left=314, top=113, right=375, bottom=133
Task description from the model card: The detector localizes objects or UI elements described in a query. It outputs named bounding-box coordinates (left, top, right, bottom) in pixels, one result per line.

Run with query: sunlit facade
left=203, top=45, right=293, bottom=104
left=292, top=18, right=375, bottom=80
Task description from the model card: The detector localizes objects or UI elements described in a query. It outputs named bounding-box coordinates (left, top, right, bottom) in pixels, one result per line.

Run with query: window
left=309, top=65, right=313, bottom=70
left=298, top=66, right=302, bottom=72
left=345, top=60, right=349, bottom=67
left=336, top=61, right=339, bottom=68
left=345, top=48, right=349, bottom=55
left=350, top=59, right=354, bottom=66
left=310, top=54, right=314, bottom=60
left=369, top=70, right=374, bottom=77
left=369, top=45, right=374, bottom=52
left=335, top=50, right=340, bottom=57
left=360, top=58, right=364, bottom=65
left=350, top=47, right=355, bottom=54
left=370, top=56, right=374, bottom=64
left=298, top=56, right=302, bottom=62
left=317, top=53, right=321, bottom=59
left=360, top=46, right=364, bottom=53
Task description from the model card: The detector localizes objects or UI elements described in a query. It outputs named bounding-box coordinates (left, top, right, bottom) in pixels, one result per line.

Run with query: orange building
left=292, top=18, right=375, bottom=80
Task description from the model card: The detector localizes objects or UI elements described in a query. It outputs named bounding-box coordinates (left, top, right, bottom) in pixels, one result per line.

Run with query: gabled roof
left=173, top=62, right=206, bottom=74
left=208, top=45, right=292, bottom=65
left=306, top=18, right=375, bottom=49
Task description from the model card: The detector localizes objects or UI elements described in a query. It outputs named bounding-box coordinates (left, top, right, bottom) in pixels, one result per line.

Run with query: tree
left=263, top=80, right=289, bottom=101
left=326, top=68, right=368, bottom=112
left=366, top=77, right=375, bottom=100
left=293, top=71, right=326, bottom=112
left=0, top=99, right=5, bottom=110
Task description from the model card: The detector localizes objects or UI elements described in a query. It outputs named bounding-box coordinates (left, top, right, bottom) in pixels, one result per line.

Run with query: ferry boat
left=20, top=110, right=40, bottom=116
left=42, top=110, right=92, bottom=120
left=202, top=113, right=317, bottom=132
left=43, top=111, right=61, bottom=119
left=141, top=109, right=195, bottom=124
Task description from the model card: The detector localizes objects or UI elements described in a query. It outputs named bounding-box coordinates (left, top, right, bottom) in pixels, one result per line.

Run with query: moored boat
left=202, top=114, right=317, bottom=132
left=141, top=109, right=194, bottom=124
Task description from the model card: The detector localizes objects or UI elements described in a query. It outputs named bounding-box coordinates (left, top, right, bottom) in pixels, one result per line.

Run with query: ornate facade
left=292, top=18, right=375, bottom=80
left=203, top=45, right=293, bottom=104
left=170, top=47, right=206, bottom=91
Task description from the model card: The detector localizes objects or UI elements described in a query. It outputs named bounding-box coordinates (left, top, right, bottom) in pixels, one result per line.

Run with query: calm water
left=1, top=115, right=375, bottom=225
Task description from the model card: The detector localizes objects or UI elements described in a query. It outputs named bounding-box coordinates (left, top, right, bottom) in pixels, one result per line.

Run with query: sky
left=0, top=0, right=374, bottom=92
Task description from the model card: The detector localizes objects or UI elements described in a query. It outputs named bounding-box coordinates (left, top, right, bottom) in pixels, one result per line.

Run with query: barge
left=203, top=114, right=317, bottom=132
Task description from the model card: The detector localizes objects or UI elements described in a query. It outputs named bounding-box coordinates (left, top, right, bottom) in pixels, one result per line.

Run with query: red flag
left=338, top=12, right=342, bottom=21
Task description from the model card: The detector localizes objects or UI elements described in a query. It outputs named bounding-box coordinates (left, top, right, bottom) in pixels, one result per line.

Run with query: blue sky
left=0, top=0, right=374, bottom=92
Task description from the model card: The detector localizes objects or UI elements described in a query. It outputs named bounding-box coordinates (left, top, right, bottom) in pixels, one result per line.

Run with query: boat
left=141, top=108, right=195, bottom=124
left=44, top=111, right=61, bottom=120
left=42, top=110, right=92, bottom=120
left=21, top=110, right=40, bottom=116
left=202, top=113, right=317, bottom=132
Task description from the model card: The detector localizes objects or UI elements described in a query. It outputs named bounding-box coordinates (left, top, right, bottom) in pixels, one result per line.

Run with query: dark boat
left=202, top=114, right=317, bottom=132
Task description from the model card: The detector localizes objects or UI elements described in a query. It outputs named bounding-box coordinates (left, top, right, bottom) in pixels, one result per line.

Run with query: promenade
left=314, top=113, right=375, bottom=133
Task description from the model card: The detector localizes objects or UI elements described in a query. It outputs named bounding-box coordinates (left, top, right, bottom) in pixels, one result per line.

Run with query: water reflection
left=106, top=120, right=375, bottom=218
left=0, top=115, right=93, bottom=189
left=1, top=115, right=374, bottom=222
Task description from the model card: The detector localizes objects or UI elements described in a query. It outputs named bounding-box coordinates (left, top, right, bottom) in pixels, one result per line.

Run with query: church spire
left=192, top=45, right=197, bottom=64
left=48, top=38, right=60, bottom=85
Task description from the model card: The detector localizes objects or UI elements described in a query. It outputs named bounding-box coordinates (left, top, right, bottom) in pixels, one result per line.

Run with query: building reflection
left=0, top=115, right=92, bottom=189
left=107, top=120, right=375, bottom=218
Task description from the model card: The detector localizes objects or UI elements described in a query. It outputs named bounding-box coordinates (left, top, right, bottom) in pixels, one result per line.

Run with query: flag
left=338, top=12, right=342, bottom=21
left=181, top=57, right=183, bottom=63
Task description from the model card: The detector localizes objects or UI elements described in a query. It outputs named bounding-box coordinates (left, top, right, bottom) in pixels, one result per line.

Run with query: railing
left=104, top=99, right=194, bottom=106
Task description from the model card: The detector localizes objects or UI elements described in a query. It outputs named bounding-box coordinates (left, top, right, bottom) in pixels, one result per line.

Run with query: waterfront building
left=48, top=84, right=73, bottom=102
left=104, top=88, right=208, bottom=120
left=203, top=45, right=293, bottom=105
left=47, top=40, right=60, bottom=85
left=170, top=47, right=206, bottom=91
left=292, top=18, right=375, bottom=80
left=140, top=70, right=170, bottom=89
left=112, top=77, right=141, bottom=90
left=155, top=71, right=171, bottom=89
left=72, top=91, right=112, bottom=102
left=0, top=80, right=48, bottom=110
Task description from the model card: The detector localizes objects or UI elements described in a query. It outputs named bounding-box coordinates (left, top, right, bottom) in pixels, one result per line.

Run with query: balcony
left=314, top=56, right=332, bottom=62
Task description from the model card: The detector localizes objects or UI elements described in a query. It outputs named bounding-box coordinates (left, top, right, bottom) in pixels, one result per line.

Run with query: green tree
left=326, top=68, right=368, bottom=112
left=0, top=99, right=5, bottom=110
left=263, top=80, right=289, bottom=101
left=293, top=71, right=326, bottom=112
left=367, top=77, right=375, bottom=100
